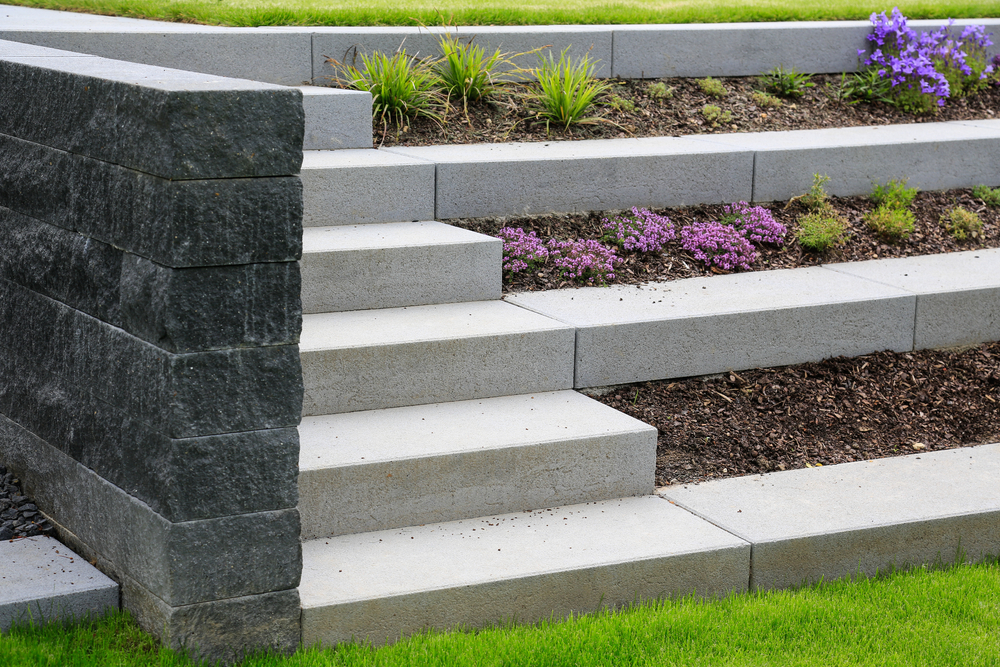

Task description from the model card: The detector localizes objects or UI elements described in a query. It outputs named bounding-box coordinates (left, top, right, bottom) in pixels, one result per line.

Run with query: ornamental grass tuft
left=330, top=49, right=445, bottom=126
left=529, top=48, right=612, bottom=131
left=680, top=221, right=757, bottom=271
left=435, top=33, right=507, bottom=109
left=600, top=207, right=675, bottom=252
left=758, top=65, right=814, bottom=98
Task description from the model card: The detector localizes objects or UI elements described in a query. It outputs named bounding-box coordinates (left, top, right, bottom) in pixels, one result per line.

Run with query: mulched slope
left=376, top=74, right=1000, bottom=147
left=592, top=343, right=1000, bottom=487
left=451, top=188, right=1000, bottom=292
left=0, top=465, right=54, bottom=541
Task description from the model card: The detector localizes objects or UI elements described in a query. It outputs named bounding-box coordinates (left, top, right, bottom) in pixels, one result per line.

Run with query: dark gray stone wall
left=0, top=40, right=304, bottom=661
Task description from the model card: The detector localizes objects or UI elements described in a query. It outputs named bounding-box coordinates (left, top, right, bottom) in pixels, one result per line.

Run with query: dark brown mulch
left=374, top=74, right=1000, bottom=147
left=451, top=187, right=1000, bottom=293
left=590, top=343, right=1000, bottom=487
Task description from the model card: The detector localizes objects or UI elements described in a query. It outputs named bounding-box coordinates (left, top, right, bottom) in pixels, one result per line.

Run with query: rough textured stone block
left=0, top=206, right=301, bottom=352
left=824, top=249, right=1000, bottom=350
left=0, top=50, right=303, bottom=179
left=0, top=279, right=303, bottom=438
left=300, top=300, right=575, bottom=415
left=1, top=536, right=118, bottom=632
left=0, top=134, right=302, bottom=267
left=507, top=267, right=915, bottom=388
left=700, top=121, right=1000, bottom=203
left=312, top=25, right=612, bottom=84
left=299, top=391, right=656, bottom=538
left=383, top=138, right=753, bottom=219
left=298, top=86, right=372, bottom=150
left=662, top=444, right=1000, bottom=590
left=301, top=221, right=501, bottom=313
left=300, top=496, right=749, bottom=647
left=301, top=149, right=435, bottom=226
left=0, top=414, right=302, bottom=607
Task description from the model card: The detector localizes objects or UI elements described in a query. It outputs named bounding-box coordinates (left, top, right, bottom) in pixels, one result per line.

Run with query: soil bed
left=451, top=187, right=1000, bottom=292
left=588, top=342, right=1000, bottom=487
left=375, top=74, right=1000, bottom=147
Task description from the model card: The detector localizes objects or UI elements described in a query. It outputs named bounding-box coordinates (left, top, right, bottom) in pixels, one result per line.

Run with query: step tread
left=300, top=495, right=747, bottom=607
left=302, top=148, right=432, bottom=169
left=824, top=247, right=1000, bottom=293
left=300, top=300, right=570, bottom=351
left=302, top=221, right=497, bottom=254
left=299, top=390, right=653, bottom=470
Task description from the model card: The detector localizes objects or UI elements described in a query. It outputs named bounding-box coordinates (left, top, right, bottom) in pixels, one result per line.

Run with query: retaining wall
left=0, top=39, right=305, bottom=662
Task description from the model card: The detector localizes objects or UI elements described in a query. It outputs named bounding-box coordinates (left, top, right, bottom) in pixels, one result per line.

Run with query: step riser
left=297, top=87, right=371, bottom=150
left=299, top=430, right=656, bottom=539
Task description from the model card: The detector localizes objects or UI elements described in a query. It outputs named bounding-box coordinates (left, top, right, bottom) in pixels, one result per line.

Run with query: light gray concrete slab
left=300, top=495, right=749, bottom=646
left=384, top=138, right=753, bottom=219
left=695, top=122, right=1000, bottom=203
left=299, top=300, right=575, bottom=414
left=661, top=444, right=1000, bottom=590
left=0, top=536, right=118, bottom=631
left=301, top=149, right=435, bottom=226
left=312, top=25, right=612, bottom=87
left=298, top=390, right=656, bottom=538
left=301, top=221, right=500, bottom=313
left=823, top=249, right=1000, bottom=350
left=297, top=86, right=372, bottom=150
left=506, top=267, right=915, bottom=388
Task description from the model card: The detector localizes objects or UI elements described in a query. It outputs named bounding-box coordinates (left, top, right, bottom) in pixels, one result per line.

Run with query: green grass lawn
left=4, top=559, right=999, bottom=667
left=2, top=0, right=1000, bottom=27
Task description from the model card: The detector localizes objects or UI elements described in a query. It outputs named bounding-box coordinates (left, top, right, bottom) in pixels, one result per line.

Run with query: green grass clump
left=837, top=65, right=895, bottom=105
left=941, top=206, right=985, bottom=240
left=870, top=178, right=919, bottom=210
left=646, top=81, right=673, bottom=101
left=435, top=33, right=505, bottom=108
left=529, top=48, right=612, bottom=131
left=751, top=90, right=783, bottom=108
left=697, top=76, right=727, bottom=98
left=331, top=49, right=445, bottom=126
left=973, top=184, right=1000, bottom=207
left=797, top=209, right=850, bottom=252
left=864, top=204, right=916, bottom=241
left=701, top=103, right=732, bottom=127
left=758, top=65, right=814, bottom=98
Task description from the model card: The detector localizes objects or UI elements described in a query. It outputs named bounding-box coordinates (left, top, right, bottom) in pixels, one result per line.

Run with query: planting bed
left=374, top=74, right=1000, bottom=147
left=453, top=187, right=1000, bottom=291
left=0, top=465, right=54, bottom=541
left=591, top=342, right=1000, bottom=487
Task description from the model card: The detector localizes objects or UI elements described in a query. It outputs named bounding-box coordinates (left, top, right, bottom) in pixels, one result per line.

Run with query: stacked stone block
left=0, top=40, right=304, bottom=661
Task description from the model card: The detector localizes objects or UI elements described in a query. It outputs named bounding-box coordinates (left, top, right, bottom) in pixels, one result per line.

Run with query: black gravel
left=0, top=464, right=55, bottom=541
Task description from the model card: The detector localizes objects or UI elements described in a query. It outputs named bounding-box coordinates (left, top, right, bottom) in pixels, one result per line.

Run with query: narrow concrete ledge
left=1, top=536, right=118, bottom=632
left=300, top=495, right=749, bottom=647
left=384, top=138, right=753, bottom=219
left=301, top=221, right=501, bottom=313
left=298, top=391, right=656, bottom=538
left=661, top=444, right=1000, bottom=590
left=298, top=87, right=372, bottom=150
left=824, top=248, right=1000, bottom=350
left=301, top=149, right=434, bottom=226
left=700, top=121, right=1000, bottom=203
left=300, top=300, right=575, bottom=415
left=506, top=267, right=915, bottom=388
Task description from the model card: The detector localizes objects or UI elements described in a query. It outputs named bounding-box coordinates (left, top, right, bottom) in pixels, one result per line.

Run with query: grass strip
left=3, top=557, right=999, bottom=666
left=3, top=0, right=1000, bottom=27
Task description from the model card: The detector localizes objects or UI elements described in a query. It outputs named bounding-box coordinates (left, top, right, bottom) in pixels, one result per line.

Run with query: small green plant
left=758, top=65, right=814, bottom=98
left=529, top=48, right=613, bottom=131
left=751, top=91, right=783, bottom=108
left=435, top=33, right=507, bottom=107
left=607, top=94, right=636, bottom=113
left=796, top=210, right=850, bottom=252
left=941, top=206, right=984, bottom=240
left=837, top=65, right=893, bottom=105
left=330, top=49, right=445, bottom=125
left=864, top=205, right=916, bottom=241
left=793, top=173, right=832, bottom=212
left=870, top=178, right=918, bottom=210
left=701, top=104, right=732, bottom=127
left=647, top=81, right=674, bottom=100
left=973, top=184, right=1000, bottom=207
left=697, top=76, right=728, bottom=98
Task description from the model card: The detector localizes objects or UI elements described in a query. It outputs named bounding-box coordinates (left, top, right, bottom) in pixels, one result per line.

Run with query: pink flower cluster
left=600, top=207, right=676, bottom=253
left=720, top=201, right=787, bottom=245
left=546, top=239, right=620, bottom=284
left=680, top=222, right=758, bottom=271
left=498, top=227, right=549, bottom=274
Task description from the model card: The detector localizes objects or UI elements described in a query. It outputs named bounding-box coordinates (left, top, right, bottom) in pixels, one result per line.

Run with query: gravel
left=0, top=465, right=55, bottom=541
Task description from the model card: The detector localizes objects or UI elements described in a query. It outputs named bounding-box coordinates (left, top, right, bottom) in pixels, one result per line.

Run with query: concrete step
left=301, top=221, right=501, bottom=314
left=301, top=149, right=434, bottom=227
left=506, top=266, right=917, bottom=388
left=299, top=495, right=750, bottom=647
left=296, top=86, right=371, bottom=151
left=1, top=535, right=118, bottom=631
left=661, top=443, right=1000, bottom=591
left=299, top=300, right=574, bottom=415
left=298, top=390, right=657, bottom=539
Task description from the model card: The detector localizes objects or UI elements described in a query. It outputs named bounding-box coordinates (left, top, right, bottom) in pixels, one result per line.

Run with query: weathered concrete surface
left=662, top=444, right=1000, bottom=590
left=298, top=391, right=656, bottom=538
left=297, top=86, right=372, bottom=150
left=300, top=495, right=749, bottom=647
